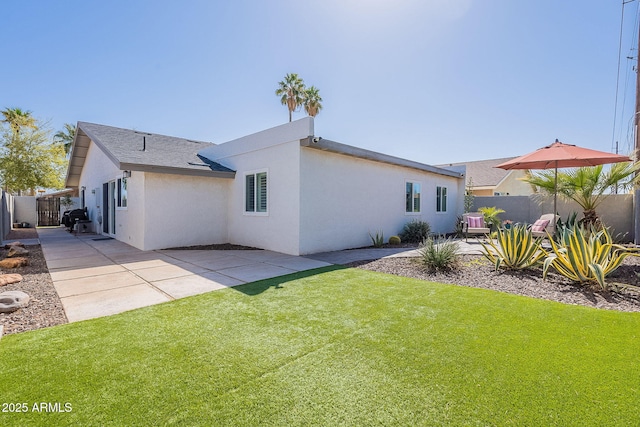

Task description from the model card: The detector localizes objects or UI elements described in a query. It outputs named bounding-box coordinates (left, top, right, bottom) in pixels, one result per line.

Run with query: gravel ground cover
left=350, top=254, right=640, bottom=312
left=0, top=228, right=67, bottom=335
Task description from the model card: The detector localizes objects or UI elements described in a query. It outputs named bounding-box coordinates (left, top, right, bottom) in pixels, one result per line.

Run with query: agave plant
left=543, top=226, right=640, bottom=290
left=369, top=230, right=385, bottom=248
left=479, top=224, right=546, bottom=270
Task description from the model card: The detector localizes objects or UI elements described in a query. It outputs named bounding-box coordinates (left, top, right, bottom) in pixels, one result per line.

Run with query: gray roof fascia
left=300, top=137, right=463, bottom=179
left=119, top=162, right=235, bottom=178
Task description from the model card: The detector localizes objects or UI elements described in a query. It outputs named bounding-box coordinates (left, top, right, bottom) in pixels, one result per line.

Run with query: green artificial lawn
left=2, top=266, right=640, bottom=426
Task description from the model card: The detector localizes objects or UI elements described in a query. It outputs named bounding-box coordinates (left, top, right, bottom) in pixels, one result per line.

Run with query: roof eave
left=120, top=162, right=236, bottom=179
left=300, top=137, right=463, bottom=179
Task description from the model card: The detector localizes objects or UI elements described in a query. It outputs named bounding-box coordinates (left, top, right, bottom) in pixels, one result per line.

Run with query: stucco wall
left=1, top=192, right=11, bottom=239
left=221, top=140, right=302, bottom=255
left=298, top=148, right=463, bottom=254
left=13, top=196, right=37, bottom=226
left=473, top=194, right=634, bottom=241
left=79, top=142, right=123, bottom=231
left=141, top=172, right=230, bottom=250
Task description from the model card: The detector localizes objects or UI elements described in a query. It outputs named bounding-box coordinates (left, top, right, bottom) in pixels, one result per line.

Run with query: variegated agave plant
left=479, top=225, right=546, bottom=270
left=543, top=226, right=640, bottom=290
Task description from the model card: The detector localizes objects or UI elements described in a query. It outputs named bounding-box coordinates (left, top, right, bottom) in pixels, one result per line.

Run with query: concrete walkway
left=306, top=240, right=484, bottom=264
left=38, top=228, right=331, bottom=322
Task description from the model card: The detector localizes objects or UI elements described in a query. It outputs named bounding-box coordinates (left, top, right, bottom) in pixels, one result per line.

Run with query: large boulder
left=0, top=290, right=30, bottom=313
left=0, top=274, right=22, bottom=286
left=0, top=258, right=29, bottom=269
left=7, top=246, right=29, bottom=258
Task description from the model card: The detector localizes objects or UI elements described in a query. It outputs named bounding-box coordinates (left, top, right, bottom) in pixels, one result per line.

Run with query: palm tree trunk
left=581, top=209, right=600, bottom=230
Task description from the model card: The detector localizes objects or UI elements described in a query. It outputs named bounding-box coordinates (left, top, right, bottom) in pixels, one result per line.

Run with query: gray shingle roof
left=437, top=157, right=517, bottom=187
left=66, top=122, right=235, bottom=187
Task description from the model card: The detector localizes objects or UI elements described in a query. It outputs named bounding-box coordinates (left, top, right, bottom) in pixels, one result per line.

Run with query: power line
left=612, top=0, right=628, bottom=152
left=612, top=0, right=640, bottom=155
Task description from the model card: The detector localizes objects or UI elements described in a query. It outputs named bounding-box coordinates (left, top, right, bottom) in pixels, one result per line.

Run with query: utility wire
left=612, top=0, right=629, bottom=152
left=619, top=14, right=637, bottom=154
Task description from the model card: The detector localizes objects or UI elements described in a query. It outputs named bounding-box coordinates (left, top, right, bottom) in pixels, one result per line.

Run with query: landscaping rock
left=0, top=290, right=30, bottom=313
left=4, top=241, right=25, bottom=249
left=7, top=246, right=29, bottom=257
left=0, top=258, right=29, bottom=269
left=0, top=274, right=23, bottom=286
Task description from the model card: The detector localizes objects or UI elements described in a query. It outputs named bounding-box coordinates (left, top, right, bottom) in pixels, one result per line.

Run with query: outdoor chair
left=462, top=213, right=490, bottom=241
left=528, top=213, right=559, bottom=239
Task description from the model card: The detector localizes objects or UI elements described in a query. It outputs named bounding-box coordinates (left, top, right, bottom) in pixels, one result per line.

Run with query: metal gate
left=36, top=198, right=60, bottom=226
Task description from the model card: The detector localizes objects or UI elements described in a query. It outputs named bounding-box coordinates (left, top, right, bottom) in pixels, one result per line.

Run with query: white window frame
left=405, top=181, right=421, bottom=215
left=436, top=186, right=448, bottom=213
left=116, top=177, right=128, bottom=210
left=244, top=169, right=268, bottom=216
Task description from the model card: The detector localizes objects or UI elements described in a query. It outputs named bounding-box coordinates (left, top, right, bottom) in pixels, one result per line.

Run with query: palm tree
left=303, top=86, right=323, bottom=117
left=275, top=73, right=305, bottom=122
left=1, top=107, right=36, bottom=134
left=524, top=162, right=640, bottom=227
left=54, top=123, right=77, bottom=155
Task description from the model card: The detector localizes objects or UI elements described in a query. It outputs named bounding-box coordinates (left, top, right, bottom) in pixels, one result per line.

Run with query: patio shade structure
left=494, top=140, right=632, bottom=226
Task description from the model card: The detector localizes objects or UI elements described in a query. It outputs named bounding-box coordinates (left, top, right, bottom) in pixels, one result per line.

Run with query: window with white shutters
left=245, top=171, right=268, bottom=214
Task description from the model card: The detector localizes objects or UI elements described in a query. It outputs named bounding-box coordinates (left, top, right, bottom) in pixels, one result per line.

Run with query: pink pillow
left=531, top=219, right=550, bottom=232
left=468, top=216, right=481, bottom=228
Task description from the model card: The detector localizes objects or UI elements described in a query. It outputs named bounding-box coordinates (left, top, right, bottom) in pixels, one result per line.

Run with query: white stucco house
left=65, top=117, right=464, bottom=255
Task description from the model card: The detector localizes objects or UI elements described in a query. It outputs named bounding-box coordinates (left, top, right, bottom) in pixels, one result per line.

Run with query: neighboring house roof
left=66, top=122, right=235, bottom=187
left=437, top=157, right=519, bottom=187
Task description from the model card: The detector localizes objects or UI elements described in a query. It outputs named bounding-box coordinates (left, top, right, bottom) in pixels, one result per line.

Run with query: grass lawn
left=2, top=266, right=640, bottom=426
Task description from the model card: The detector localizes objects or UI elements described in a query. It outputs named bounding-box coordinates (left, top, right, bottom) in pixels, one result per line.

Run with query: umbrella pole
left=553, top=166, right=558, bottom=228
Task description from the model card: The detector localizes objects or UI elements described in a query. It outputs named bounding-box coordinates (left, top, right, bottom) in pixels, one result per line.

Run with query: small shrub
left=480, top=224, right=545, bottom=270
left=388, top=235, right=401, bottom=245
left=369, top=230, right=384, bottom=248
left=399, top=219, right=431, bottom=243
left=419, top=236, right=460, bottom=272
left=543, top=226, right=640, bottom=290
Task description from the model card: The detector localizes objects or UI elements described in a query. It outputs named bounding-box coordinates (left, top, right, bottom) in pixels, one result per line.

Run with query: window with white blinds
left=245, top=171, right=267, bottom=214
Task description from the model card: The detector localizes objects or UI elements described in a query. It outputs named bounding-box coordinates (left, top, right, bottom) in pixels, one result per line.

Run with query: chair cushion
left=531, top=219, right=550, bottom=232
left=468, top=216, right=482, bottom=228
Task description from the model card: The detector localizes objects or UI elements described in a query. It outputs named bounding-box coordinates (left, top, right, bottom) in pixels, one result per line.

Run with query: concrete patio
left=37, top=227, right=333, bottom=322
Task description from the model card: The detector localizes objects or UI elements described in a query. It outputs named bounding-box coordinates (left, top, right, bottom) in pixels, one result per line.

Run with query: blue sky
left=2, top=0, right=638, bottom=165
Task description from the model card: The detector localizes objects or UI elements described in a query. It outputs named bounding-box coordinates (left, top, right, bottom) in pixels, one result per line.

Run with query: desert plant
left=369, top=230, right=384, bottom=248
left=554, top=212, right=579, bottom=241
left=419, top=236, right=460, bottom=272
left=399, top=219, right=431, bottom=243
left=388, top=235, right=401, bottom=245
left=478, top=206, right=505, bottom=230
left=480, top=225, right=546, bottom=270
left=543, top=226, right=640, bottom=290
left=60, top=194, right=74, bottom=210
left=464, top=177, right=475, bottom=213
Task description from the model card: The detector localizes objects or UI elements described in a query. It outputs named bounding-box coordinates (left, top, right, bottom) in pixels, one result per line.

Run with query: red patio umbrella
left=495, top=140, right=631, bottom=226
